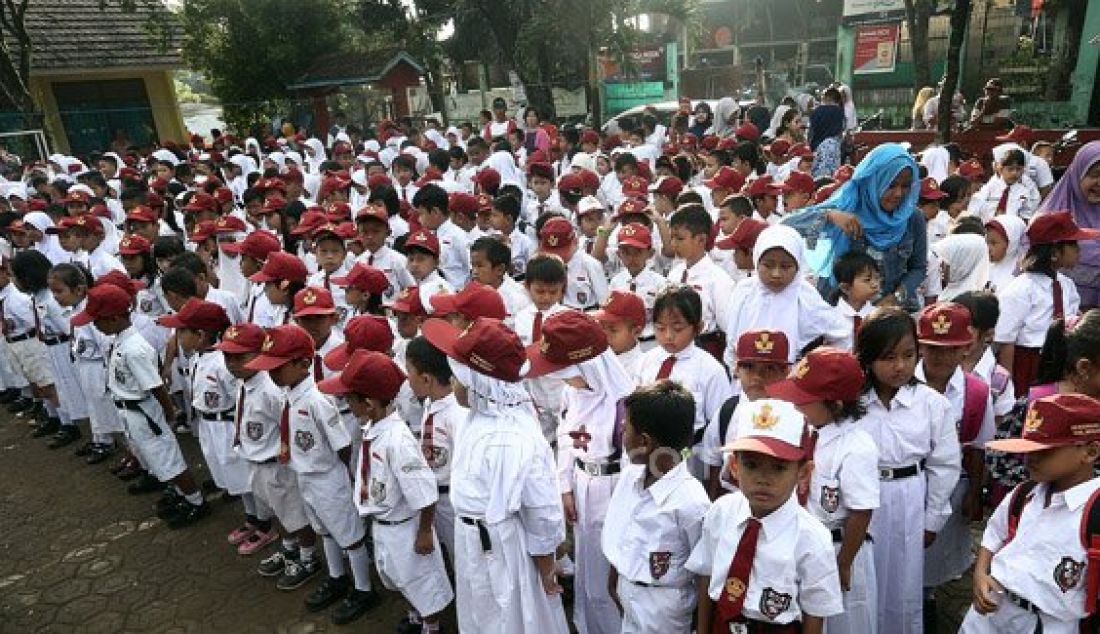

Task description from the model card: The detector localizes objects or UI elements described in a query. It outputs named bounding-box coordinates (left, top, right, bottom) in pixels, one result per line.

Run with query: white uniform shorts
left=959, top=596, right=1077, bottom=634
left=196, top=417, right=251, bottom=495
left=120, top=404, right=187, bottom=482
left=0, top=338, right=28, bottom=390
left=372, top=517, right=453, bottom=617
left=298, top=468, right=365, bottom=548
left=615, top=577, right=694, bottom=634
left=250, top=461, right=309, bottom=533
left=8, top=337, right=52, bottom=388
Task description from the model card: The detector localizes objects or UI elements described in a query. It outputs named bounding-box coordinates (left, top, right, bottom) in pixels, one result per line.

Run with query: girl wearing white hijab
left=984, top=215, right=1026, bottom=294
left=303, top=138, right=327, bottom=174
left=932, top=233, right=990, bottom=301
left=710, top=97, right=738, bottom=138
left=764, top=104, right=794, bottom=140
left=22, top=212, right=68, bottom=265
left=920, top=145, right=951, bottom=184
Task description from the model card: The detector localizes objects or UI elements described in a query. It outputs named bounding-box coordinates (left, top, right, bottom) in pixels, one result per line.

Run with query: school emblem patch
left=1054, top=556, right=1085, bottom=592
left=261, top=335, right=275, bottom=352
left=75, top=339, right=87, bottom=355
left=724, top=577, right=746, bottom=599
left=794, top=357, right=810, bottom=379
left=649, top=551, right=672, bottom=580
left=294, top=430, right=315, bottom=452
left=752, top=404, right=778, bottom=430
left=203, top=391, right=219, bottom=409
left=427, top=445, right=449, bottom=468
left=754, top=332, right=774, bottom=354
left=139, top=298, right=153, bottom=313
left=336, top=305, right=348, bottom=322
left=302, top=289, right=317, bottom=305
left=1024, top=407, right=1043, bottom=434
left=370, top=478, right=386, bottom=502
left=820, top=485, right=840, bottom=513
left=577, top=291, right=588, bottom=306
left=759, top=587, right=792, bottom=620
left=114, top=366, right=128, bottom=384
left=931, top=313, right=951, bottom=336
left=246, top=421, right=263, bottom=442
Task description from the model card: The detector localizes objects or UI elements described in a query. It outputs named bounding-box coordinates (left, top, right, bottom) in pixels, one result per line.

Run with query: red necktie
left=359, top=438, right=371, bottom=503
left=277, top=403, right=290, bottom=464
left=0, top=298, right=7, bottom=336
left=324, top=272, right=331, bottom=290
left=853, top=315, right=862, bottom=345
left=532, top=311, right=543, bottom=342
left=712, top=517, right=762, bottom=633
left=421, top=412, right=435, bottom=464
left=367, top=253, right=375, bottom=266
left=1053, top=278, right=1064, bottom=320
left=996, top=186, right=1010, bottom=215
left=232, top=384, right=245, bottom=446
left=656, top=355, right=677, bottom=380
left=313, top=354, right=324, bottom=382
left=680, top=268, right=688, bottom=284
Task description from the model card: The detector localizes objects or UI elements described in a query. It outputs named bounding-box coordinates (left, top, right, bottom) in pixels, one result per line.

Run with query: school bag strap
left=1081, top=486, right=1100, bottom=619
left=1005, top=480, right=1038, bottom=543
left=717, top=395, right=741, bottom=448
left=960, top=372, right=990, bottom=445
left=990, top=364, right=1011, bottom=399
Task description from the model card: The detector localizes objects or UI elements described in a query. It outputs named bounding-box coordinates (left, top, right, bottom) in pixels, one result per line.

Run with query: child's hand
left=533, top=554, right=563, bottom=596
left=972, top=572, right=1004, bottom=614
left=837, top=561, right=852, bottom=592
left=561, top=492, right=577, bottom=524
left=414, top=527, right=435, bottom=555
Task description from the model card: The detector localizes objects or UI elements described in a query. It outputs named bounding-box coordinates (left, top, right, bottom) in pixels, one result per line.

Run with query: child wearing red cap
left=306, top=226, right=353, bottom=318
left=244, top=324, right=381, bottom=624
left=537, top=216, right=609, bottom=311
left=526, top=310, right=635, bottom=634
left=330, top=260, right=390, bottom=323
left=0, top=253, right=34, bottom=417
left=354, top=200, right=415, bottom=301
left=687, top=399, right=843, bottom=633
left=712, top=196, right=758, bottom=282
left=767, top=347, right=880, bottom=634
left=607, top=223, right=664, bottom=342
left=855, top=308, right=961, bottom=633
left=469, top=237, right=531, bottom=328
left=247, top=251, right=308, bottom=328
left=404, top=228, right=454, bottom=298
left=420, top=317, right=569, bottom=633
left=601, top=381, right=711, bottom=632
left=74, top=284, right=209, bottom=527
left=318, top=350, right=454, bottom=633
left=995, top=211, right=1097, bottom=395
left=118, top=234, right=171, bottom=318
left=593, top=290, right=648, bottom=383
left=962, top=394, right=1100, bottom=633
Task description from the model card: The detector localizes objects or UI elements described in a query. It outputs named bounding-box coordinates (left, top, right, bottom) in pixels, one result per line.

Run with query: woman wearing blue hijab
left=783, top=143, right=926, bottom=311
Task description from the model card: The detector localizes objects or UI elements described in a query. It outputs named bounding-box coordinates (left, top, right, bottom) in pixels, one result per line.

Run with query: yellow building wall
left=29, top=68, right=186, bottom=154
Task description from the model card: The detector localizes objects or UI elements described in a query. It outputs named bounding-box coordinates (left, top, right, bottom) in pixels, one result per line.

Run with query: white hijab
left=449, top=358, right=535, bottom=417
left=547, top=349, right=634, bottom=439
left=303, top=138, right=326, bottom=173
left=765, top=105, right=793, bottom=139
left=23, top=212, right=67, bottom=265
left=921, top=146, right=950, bottom=184
left=934, top=233, right=990, bottom=301
left=487, top=149, right=524, bottom=188
left=986, top=215, right=1027, bottom=293
left=711, top=97, right=738, bottom=138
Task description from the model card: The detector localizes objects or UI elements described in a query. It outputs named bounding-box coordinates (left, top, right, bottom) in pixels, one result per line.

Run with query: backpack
left=717, top=395, right=742, bottom=448
left=960, top=372, right=990, bottom=445
left=1005, top=480, right=1100, bottom=628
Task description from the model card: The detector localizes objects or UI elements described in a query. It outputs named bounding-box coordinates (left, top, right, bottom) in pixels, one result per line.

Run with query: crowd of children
left=1, top=110, right=1099, bottom=633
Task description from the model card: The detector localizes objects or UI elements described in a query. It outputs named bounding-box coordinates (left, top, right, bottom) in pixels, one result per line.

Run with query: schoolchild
left=714, top=216, right=768, bottom=281
left=592, top=290, right=648, bottom=383
left=118, top=233, right=171, bottom=318
left=354, top=202, right=415, bottom=302
left=306, top=224, right=353, bottom=317
left=329, top=260, right=390, bottom=321
left=954, top=291, right=1015, bottom=420
left=516, top=254, right=570, bottom=442
left=666, top=205, right=735, bottom=360
left=537, top=216, right=609, bottom=311
left=468, top=237, right=531, bottom=327
left=967, top=145, right=1041, bottom=222
left=830, top=251, right=881, bottom=350
left=427, top=280, right=506, bottom=331
left=607, top=223, right=664, bottom=342
left=489, top=193, right=534, bottom=278
left=983, top=215, right=1026, bottom=294
left=246, top=250, right=309, bottom=327
left=413, top=183, right=470, bottom=289
left=404, top=229, right=454, bottom=297
left=0, top=254, right=57, bottom=435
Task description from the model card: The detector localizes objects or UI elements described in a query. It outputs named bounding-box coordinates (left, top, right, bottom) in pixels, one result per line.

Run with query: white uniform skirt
left=573, top=467, right=622, bottom=634
left=45, top=340, right=86, bottom=420
left=372, top=516, right=453, bottom=617
left=196, top=417, right=251, bottom=495
left=870, top=474, right=926, bottom=634
left=827, top=537, right=878, bottom=634
left=924, top=477, right=974, bottom=587
left=75, top=358, right=123, bottom=436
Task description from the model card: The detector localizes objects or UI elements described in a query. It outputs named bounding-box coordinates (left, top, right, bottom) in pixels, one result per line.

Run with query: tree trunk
left=905, top=0, right=934, bottom=92
left=938, top=0, right=973, bottom=143
left=1044, top=0, right=1085, bottom=101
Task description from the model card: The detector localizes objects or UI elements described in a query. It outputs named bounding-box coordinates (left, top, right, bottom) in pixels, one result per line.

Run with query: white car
left=601, top=99, right=756, bottom=136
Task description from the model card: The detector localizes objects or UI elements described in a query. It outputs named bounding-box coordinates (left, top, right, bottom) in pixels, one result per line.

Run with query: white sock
left=241, top=493, right=257, bottom=516
left=92, top=433, right=112, bottom=444
left=322, top=536, right=347, bottom=578
left=44, top=401, right=57, bottom=417
left=299, top=544, right=315, bottom=563
left=282, top=537, right=298, bottom=553
left=184, top=491, right=203, bottom=505
left=347, top=544, right=373, bottom=591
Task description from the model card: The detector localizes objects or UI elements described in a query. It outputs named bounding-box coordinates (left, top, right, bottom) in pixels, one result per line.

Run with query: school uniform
left=524, top=193, right=563, bottom=227
left=434, top=219, right=471, bottom=289
left=973, top=347, right=1016, bottom=418
left=609, top=266, right=664, bottom=341
left=563, top=249, right=609, bottom=311
left=857, top=383, right=962, bottom=634
left=393, top=181, right=418, bottom=205
left=244, top=284, right=290, bottom=328
left=616, top=345, right=646, bottom=386
left=602, top=462, right=710, bottom=633
left=354, top=411, right=454, bottom=617
left=108, top=326, right=188, bottom=482
left=35, top=290, right=86, bottom=421
left=135, top=279, right=171, bottom=319
left=70, top=299, right=123, bottom=438
left=357, top=245, right=415, bottom=303
left=495, top=275, right=532, bottom=330
left=190, top=349, right=251, bottom=495
left=308, top=262, right=351, bottom=322
left=835, top=298, right=874, bottom=352
left=700, top=396, right=752, bottom=490
left=416, top=270, right=454, bottom=307
left=204, top=286, right=246, bottom=325
left=1, top=282, right=51, bottom=388
left=685, top=490, right=844, bottom=627
left=506, top=228, right=535, bottom=279
left=235, top=370, right=309, bottom=533
left=88, top=245, right=126, bottom=278
left=638, top=343, right=733, bottom=479
left=283, top=375, right=364, bottom=548
left=926, top=209, right=952, bottom=246
left=414, top=393, right=465, bottom=558
left=959, top=477, right=1100, bottom=633
left=967, top=174, right=1042, bottom=222
left=994, top=271, right=1080, bottom=396
left=806, top=420, right=881, bottom=634
left=667, top=256, right=735, bottom=354
left=516, top=303, right=569, bottom=442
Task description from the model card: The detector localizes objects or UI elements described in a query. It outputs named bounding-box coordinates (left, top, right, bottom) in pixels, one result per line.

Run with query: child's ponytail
left=1037, top=310, right=1100, bottom=385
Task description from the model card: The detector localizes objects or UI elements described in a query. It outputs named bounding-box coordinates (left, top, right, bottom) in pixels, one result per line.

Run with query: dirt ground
left=0, top=411, right=974, bottom=633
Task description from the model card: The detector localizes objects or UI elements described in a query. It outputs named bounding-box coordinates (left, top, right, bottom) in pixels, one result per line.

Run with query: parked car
left=602, top=100, right=720, bottom=136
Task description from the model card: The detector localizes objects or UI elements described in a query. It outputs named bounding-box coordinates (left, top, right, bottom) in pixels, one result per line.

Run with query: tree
left=903, top=0, right=935, bottom=93
left=180, top=0, right=358, bottom=132
left=938, top=0, right=972, bottom=142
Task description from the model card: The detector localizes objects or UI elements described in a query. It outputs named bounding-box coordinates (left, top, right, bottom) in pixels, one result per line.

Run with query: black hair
left=719, top=194, right=754, bottom=218
left=1022, top=241, right=1071, bottom=279
left=368, top=184, right=400, bottom=218
left=448, top=146, right=467, bottom=164
left=470, top=236, right=511, bottom=269
left=939, top=175, right=971, bottom=209
left=11, top=250, right=51, bottom=293
left=122, top=243, right=157, bottom=284
left=533, top=210, right=566, bottom=236
left=499, top=184, right=523, bottom=201
left=825, top=398, right=867, bottom=423
left=613, top=153, right=638, bottom=172
left=492, top=193, right=521, bottom=224
left=465, top=137, right=488, bottom=153
left=669, top=205, right=712, bottom=237
left=171, top=250, right=208, bottom=279
left=953, top=290, right=999, bottom=332
left=1037, top=309, right=1100, bottom=385
left=152, top=235, right=185, bottom=264
left=412, top=184, right=449, bottom=216
left=998, top=149, right=1027, bottom=168
left=427, top=148, right=450, bottom=172
left=405, top=335, right=453, bottom=386
left=653, top=285, right=703, bottom=327
left=524, top=253, right=567, bottom=285
left=943, top=143, right=963, bottom=165
left=159, top=266, right=198, bottom=298
left=731, top=141, right=765, bottom=175
left=623, top=381, right=696, bottom=451
left=676, top=190, right=704, bottom=207
left=830, top=251, right=881, bottom=305
left=242, top=188, right=264, bottom=207
left=641, top=114, right=657, bottom=134
left=48, top=262, right=93, bottom=290
left=856, top=307, right=918, bottom=388
left=949, top=216, right=986, bottom=236
left=391, top=154, right=417, bottom=174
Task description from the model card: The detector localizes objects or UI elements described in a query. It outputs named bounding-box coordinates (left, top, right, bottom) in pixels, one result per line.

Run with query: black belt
left=5, top=329, right=35, bottom=343
left=459, top=516, right=492, bottom=552
left=255, top=457, right=278, bottom=464
left=114, top=399, right=163, bottom=436
left=42, top=334, right=71, bottom=346
left=626, top=577, right=690, bottom=589
left=375, top=516, right=414, bottom=526
left=574, top=457, right=621, bottom=477
left=1005, top=589, right=1044, bottom=633
left=830, top=528, right=873, bottom=543
left=438, top=485, right=449, bottom=494
left=200, top=410, right=235, bottom=422
left=879, top=462, right=922, bottom=481
left=339, top=408, right=351, bottom=416
left=692, top=427, right=705, bottom=446
left=637, top=335, right=656, bottom=343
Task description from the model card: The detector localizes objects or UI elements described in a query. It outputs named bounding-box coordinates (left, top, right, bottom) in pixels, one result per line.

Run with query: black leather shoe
left=46, top=425, right=81, bottom=449
left=73, top=441, right=96, bottom=457
left=85, top=443, right=116, bottom=464
left=0, top=388, right=20, bottom=404
left=31, top=417, right=60, bottom=438
left=330, top=589, right=381, bottom=625
left=164, top=501, right=210, bottom=528
left=127, top=473, right=163, bottom=495
left=305, top=575, right=349, bottom=612
left=7, top=396, right=32, bottom=414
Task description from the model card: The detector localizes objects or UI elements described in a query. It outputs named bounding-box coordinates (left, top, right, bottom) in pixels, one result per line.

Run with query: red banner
left=853, top=23, right=900, bottom=75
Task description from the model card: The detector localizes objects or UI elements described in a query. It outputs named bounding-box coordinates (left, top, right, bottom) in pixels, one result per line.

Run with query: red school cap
left=428, top=281, right=507, bottom=321
left=244, top=324, right=316, bottom=371
left=421, top=317, right=529, bottom=382
left=331, top=262, right=390, bottom=295
left=734, top=329, right=790, bottom=365
left=780, top=172, right=815, bottom=196
left=220, top=230, right=281, bottom=260
left=292, top=286, right=337, bottom=317
left=916, top=302, right=973, bottom=347
left=248, top=251, right=308, bottom=283
left=389, top=286, right=428, bottom=317
left=617, top=222, right=653, bottom=250
left=405, top=229, right=441, bottom=257
left=70, top=284, right=132, bottom=327
left=317, top=350, right=405, bottom=402
left=986, top=393, right=1100, bottom=453
left=538, top=217, right=576, bottom=259
left=919, top=177, right=947, bottom=201
left=157, top=298, right=230, bottom=331
left=214, top=322, right=267, bottom=354
left=592, top=290, right=646, bottom=330
left=1026, top=211, right=1100, bottom=246
left=525, top=310, right=609, bottom=378
left=324, top=315, right=394, bottom=370
left=704, top=166, right=745, bottom=192
left=715, top=218, right=768, bottom=252
left=767, top=346, right=864, bottom=405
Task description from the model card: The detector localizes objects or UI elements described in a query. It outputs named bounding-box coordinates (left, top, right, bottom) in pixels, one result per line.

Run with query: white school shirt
left=516, top=302, right=568, bottom=416
left=609, top=265, right=665, bottom=338
left=495, top=275, right=532, bottom=329
left=0, top=283, right=36, bottom=337
left=285, top=375, right=352, bottom=475
left=524, top=192, right=563, bottom=226
left=246, top=284, right=290, bottom=328
left=416, top=270, right=454, bottom=309
left=507, top=228, right=535, bottom=279
left=834, top=298, right=873, bottom=352
left=685, top=491, right=844, bottom=622
left=394, top=181, right=418, bottom=204
left=995, top=271, right=1080, bottom=348
left=135, top=279, right=171, bottom=318
left=416, top=393, right=466, bottom=488
left=434, top=219, right=471, bottom=288
left=308, top=261, right=351, bottom=318
left=967, top=174, right=1042, bottom=222
left=973, top=347, right=1016, bottom=417
left=204, top=286, right=245, bottom=325
left=234, top=370, right=284, bottom=463
left=33, top=289, right=69, bottom=339
left=914, top=364, right=996, bottom=448
left=638, top=343, right=733, bottom=446
left=602, top=462, right=711, bottom=588
left=354, top=411, right=439, bottom=520
left=107, top=326, right=163, bottom=401
left=926, top=209, right=951, bottom=246
left=982, top=477, right=1100, bottom=622
left=71, top=300, right=110, bottom=362
left=88, top=246, right=126, bottom=278
left=806, top=420, right=880, bottom=531
left=666, top=255, right=735, bottom=336
left=388, top=214, right=410, bottom=247
left=189, top=349, right=238, bottom=415
left=616, top=345, right=646, bottom=387
left=563, top=249, right=609, bottom=310
left=857, top=383, right=961, bottom=532
left=357, top=245, right=415, bottom=303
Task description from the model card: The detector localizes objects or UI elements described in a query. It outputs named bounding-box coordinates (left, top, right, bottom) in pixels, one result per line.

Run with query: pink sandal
left=227, top=523, right=256, bottom=545
left=237, top=528, right=279, bottom=555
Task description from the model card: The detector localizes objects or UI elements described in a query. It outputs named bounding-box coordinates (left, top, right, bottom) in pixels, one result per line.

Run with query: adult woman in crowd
left=688, top=102, right=713, bottom=138
left=784, top=143, right=926, bottom=311
left=809, top=87, right=846, bottom=178
left=1038, top=140, right=1100, bottom=308
left=911, top=87, right=935, bottom=130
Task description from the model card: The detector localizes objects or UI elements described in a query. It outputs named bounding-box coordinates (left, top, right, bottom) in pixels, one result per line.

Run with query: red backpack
left=960, top=372, right=989, bottom=444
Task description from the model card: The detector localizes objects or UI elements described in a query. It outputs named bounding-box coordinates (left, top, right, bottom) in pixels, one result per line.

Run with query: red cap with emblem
left=612, top=198, right=647, bottom=222
left=94, top=270, right=144, bottom=296
left=780, top=172, right=815, bottom=196
left=649, top=176, right=684, bottom=198
left=704, top=166, right=745, bottom=192
left=213, top=215, right=247, bottom=234
left=593, top=290, right=646, bottom=330
left=389, top=286, right=428, bottom=316
left=117, top=234, right=152, bottom=256
left=745, top=175, right=783, bottom=198
left=525, top=310, right=609, bottom=378
left=620, top=175, right=649, bottom=198
left=125, top=206, right=157, bottom=224
left=813, top=183, right=841, bottom=204
left=355, top=202, right=390, bottom=225
left=367, top=173, right=392, bottom=191
left=331, top=262, right=390, bottom=295
left=538, top=217, right=576, bottom=259
left=182, top=192, right=218, bottom=214
left=449, top=192, right=480, bottom=218
left=917, top=302, right=973, bottom=347
left=244, top=324, right=316, bottom=370
left=735, top=329, right=790, bottom=365
left=1026, top=210, right=1100, bottom=246
left=767, top=346, right=864, bottom=405
left=957, top=159, right=985, bottom=182
left=995, top=125, right=1034, bottom=144
left=157, top=298, right=230, bottom=331
left=324, top=315, right=394, bottom=370
left=919, top=176, right=947, bottom=200
left=422, top=317, right=529, bottom=382
left=472, top=168, right=501, bottom=193
left=789, top=143, right=813, bottom=159
left=986, top=393, right=1100, bottom=453
left=248, top=251, right=308, bottom=283
left=189, top=220, right=217, bottom=243
left=214, top=322, right=267, bottom=354
left=617, top=222, right=652, bottom=249
left=65, top=190, right=90, bottom=205
left=70, top=284, right=132, bottom=327
left=292, top=286, right=336, bottom=317
left=220, top=230, right=281, bottom=260
left=405, top=229, right=440, bottom=256
left=317, top=350, right=405, bottom=402
left=428, top=281, right=507, bottom=321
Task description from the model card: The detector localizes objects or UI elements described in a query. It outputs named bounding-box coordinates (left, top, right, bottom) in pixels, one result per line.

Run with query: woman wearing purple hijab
left=1039, top=141, right=1100, bottom=307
